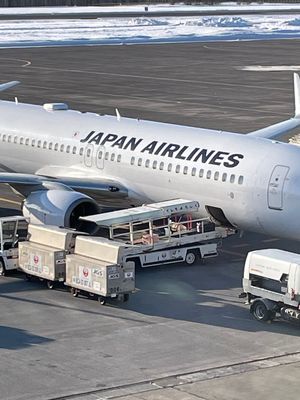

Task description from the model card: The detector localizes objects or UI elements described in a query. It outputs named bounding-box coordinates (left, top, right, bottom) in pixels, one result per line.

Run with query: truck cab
left=0, top=216, right=28, bottom=276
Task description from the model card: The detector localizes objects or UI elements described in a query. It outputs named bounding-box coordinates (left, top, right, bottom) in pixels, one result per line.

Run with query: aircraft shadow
left=0, top=325, right=53, bottom=350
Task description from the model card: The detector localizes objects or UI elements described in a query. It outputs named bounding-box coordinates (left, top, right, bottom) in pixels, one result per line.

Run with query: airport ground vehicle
left=66, top=236, right=135, bottom=304
left=0, top=216, right=28, bottom=276
left=18, top=224, right=81, bottom=289
left=81, top=199, right=234, bottom=268
left=242, top=249, right=300, bottom=323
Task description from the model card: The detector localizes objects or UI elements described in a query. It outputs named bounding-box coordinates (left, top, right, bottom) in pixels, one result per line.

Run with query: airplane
left=0, top=74, right=299, bottom=239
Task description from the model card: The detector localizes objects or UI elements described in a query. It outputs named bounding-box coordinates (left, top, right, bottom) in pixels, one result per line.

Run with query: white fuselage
left=1, top=100, right=300, bottom=240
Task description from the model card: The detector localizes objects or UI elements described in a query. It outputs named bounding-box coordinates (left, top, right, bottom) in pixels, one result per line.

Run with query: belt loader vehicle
left=0, top=216, right=28, bottom=276
left=241, top=249, right=300, bottom=324
left=18, top=224, right=82, bottom=289
left=81, top=199, right=235, bottom=268
left=66, top=236, right=135, bottom=304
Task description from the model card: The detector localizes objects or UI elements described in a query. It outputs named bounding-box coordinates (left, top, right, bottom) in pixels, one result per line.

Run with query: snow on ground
left=1, top=3, right=300, bottom=47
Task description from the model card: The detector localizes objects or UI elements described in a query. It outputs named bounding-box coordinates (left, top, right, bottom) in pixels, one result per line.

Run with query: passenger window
left=14, top=136, right=18, bottom=144
left=98, top=151, right=103, bottom=159
left=72, top=146, right=77, bottom=154
left=20, top=137, right=24, bottom=145
left=31, top=139, right=35, bottom=147
left=145, top=159, right=150, bottom=168
left=138, top=158, right=142, bottom=166
left=167, top=163, right=172, bottom=172
left=25, top=138, right=29, bottom=146
left=214, top=171, right=219, bottom=181
left=175, top=165, right=180, bottom=174
left=111, top=153, right=115, bottom=161
left=105, top=152, right=109, bottom=160
left=199, top=169, right=204, bottom=178
left=60, top=144, right=64, bottom=152
left=238, top=176, right=244, bottom=185
left=2, top=134, right=6, bottom=142
left=8, top=135, right=11, bottom=143
left=152, top=160, right=157, bottom=169
left=117, top=154, right=121, bottom=163
left=191, top=167, right=196, bottom=176
left=230, top=174, right=235, bottom=183
left=159, top=162, right=164, bottom=170
left=222, top=173, right=227, bottom=182
left=87, top=149, right=91, bottom=157
left=43, top=141, right=47, bottom=149
left=48, top=142, right=53, bottom=150
left=66, top=145, right=71, bottom=153
left=37, top=140, right=41, bottom=148
left=183, top=166, right=188, bottom=175
left=206, top=170, right=211, bottom=179
left=130, top=156, right=135, bottom=165
left=54, top=143, right=58, bottom=151
left=79, top=148, right=84, bottom=156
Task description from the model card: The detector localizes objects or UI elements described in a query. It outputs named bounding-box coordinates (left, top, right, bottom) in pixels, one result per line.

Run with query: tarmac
left=0, top=40, right=299, bottom=400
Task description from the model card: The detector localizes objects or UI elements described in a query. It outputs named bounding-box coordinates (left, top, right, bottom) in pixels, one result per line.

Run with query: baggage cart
left=65, top=254, right=135, bottom=304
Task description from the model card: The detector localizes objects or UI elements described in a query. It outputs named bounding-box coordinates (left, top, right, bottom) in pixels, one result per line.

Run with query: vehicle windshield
left=2, top=221, right=17, bottom=241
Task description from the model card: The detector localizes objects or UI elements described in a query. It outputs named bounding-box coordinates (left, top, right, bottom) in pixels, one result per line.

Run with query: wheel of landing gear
left=47, top=280, right=54, bottom=290
left=98, top=296, right=106, bottom=305
left=71, top=287, right=78, bottom=297
left=123, top=293, right=129, bottom=302
left=0, top=260, right=6, bottom=276
left=25, top=274, right=32, bottom=281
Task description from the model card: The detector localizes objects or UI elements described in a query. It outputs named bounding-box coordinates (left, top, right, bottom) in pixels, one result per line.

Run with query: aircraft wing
left=248, top=73, right=300, bottom=140
left=0, top=173, right=129, bottom=206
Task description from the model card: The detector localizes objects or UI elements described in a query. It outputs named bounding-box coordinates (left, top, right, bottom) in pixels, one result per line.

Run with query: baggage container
left=19, top=225, right=84, bottom=288
left=27, top=224, right=78, bottom=252
left=65, top=254, right=135, bottom=304
left=19, top=242, right=66, bottom=288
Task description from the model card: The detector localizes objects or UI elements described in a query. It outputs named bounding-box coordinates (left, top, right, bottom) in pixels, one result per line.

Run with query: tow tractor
left=0, top=216, right=28, bottom=276
left=81, top=199, right=236, bottom=268
left=241, top=249, right=300, bottom=324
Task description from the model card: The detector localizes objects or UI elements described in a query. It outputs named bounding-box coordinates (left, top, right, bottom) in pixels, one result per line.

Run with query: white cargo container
left=242, top=249, right=300, bottom=323
left=18, top=225, right=83, bottom=288
left=65, top=236, right=135, bottom=303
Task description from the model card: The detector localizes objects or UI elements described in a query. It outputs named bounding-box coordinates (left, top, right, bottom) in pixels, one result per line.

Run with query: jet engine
left=22, top=189, right=100, bottom=233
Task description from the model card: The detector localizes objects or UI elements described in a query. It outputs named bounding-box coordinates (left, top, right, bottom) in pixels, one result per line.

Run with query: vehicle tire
left=25, top=274, right=32, bottom=281
left=71, top=287, right=78, bottom=297
left=250, top=300, right=274, bottom=322
left=0, top=260, right=6, bottom=276
left=47, top=280, right=54, bottom=290
left=185, top=250, right=197, bottom=265
left=98, top=296, right=106, bottom=305
left=123, top=293, right=129, bottom=302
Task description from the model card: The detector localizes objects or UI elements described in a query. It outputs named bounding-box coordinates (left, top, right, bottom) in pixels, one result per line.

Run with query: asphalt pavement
left=0, top=40, right=299, bottom=400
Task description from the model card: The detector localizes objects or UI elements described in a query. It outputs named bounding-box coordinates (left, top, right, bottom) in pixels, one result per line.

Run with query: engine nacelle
left=22, top=189, right=99, bottom=233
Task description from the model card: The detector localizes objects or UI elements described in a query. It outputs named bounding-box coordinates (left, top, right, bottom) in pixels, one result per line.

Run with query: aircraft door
left=96, top=146, right=105, bottom=169
left=268, top=165, right=290, bottom=210
left=84, top=144, right=94, bottom=167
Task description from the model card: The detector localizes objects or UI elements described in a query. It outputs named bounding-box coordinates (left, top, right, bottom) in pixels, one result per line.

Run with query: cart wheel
left=71, top=287, right=78, bottom=297
left=98, top=296, right=106, bottom=305
left=123, top=293, right=129, bottom=302
left=250, top=300, right=275, bottom=322
left=0, top=260, right=6, bottom=276
left=185, top=250, right=197, bottom=265
left=47, top=281, right=54, bottom=290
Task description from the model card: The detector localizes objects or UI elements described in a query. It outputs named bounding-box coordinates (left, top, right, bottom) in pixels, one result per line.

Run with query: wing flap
left=0, top=173, right=128, bottom=204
